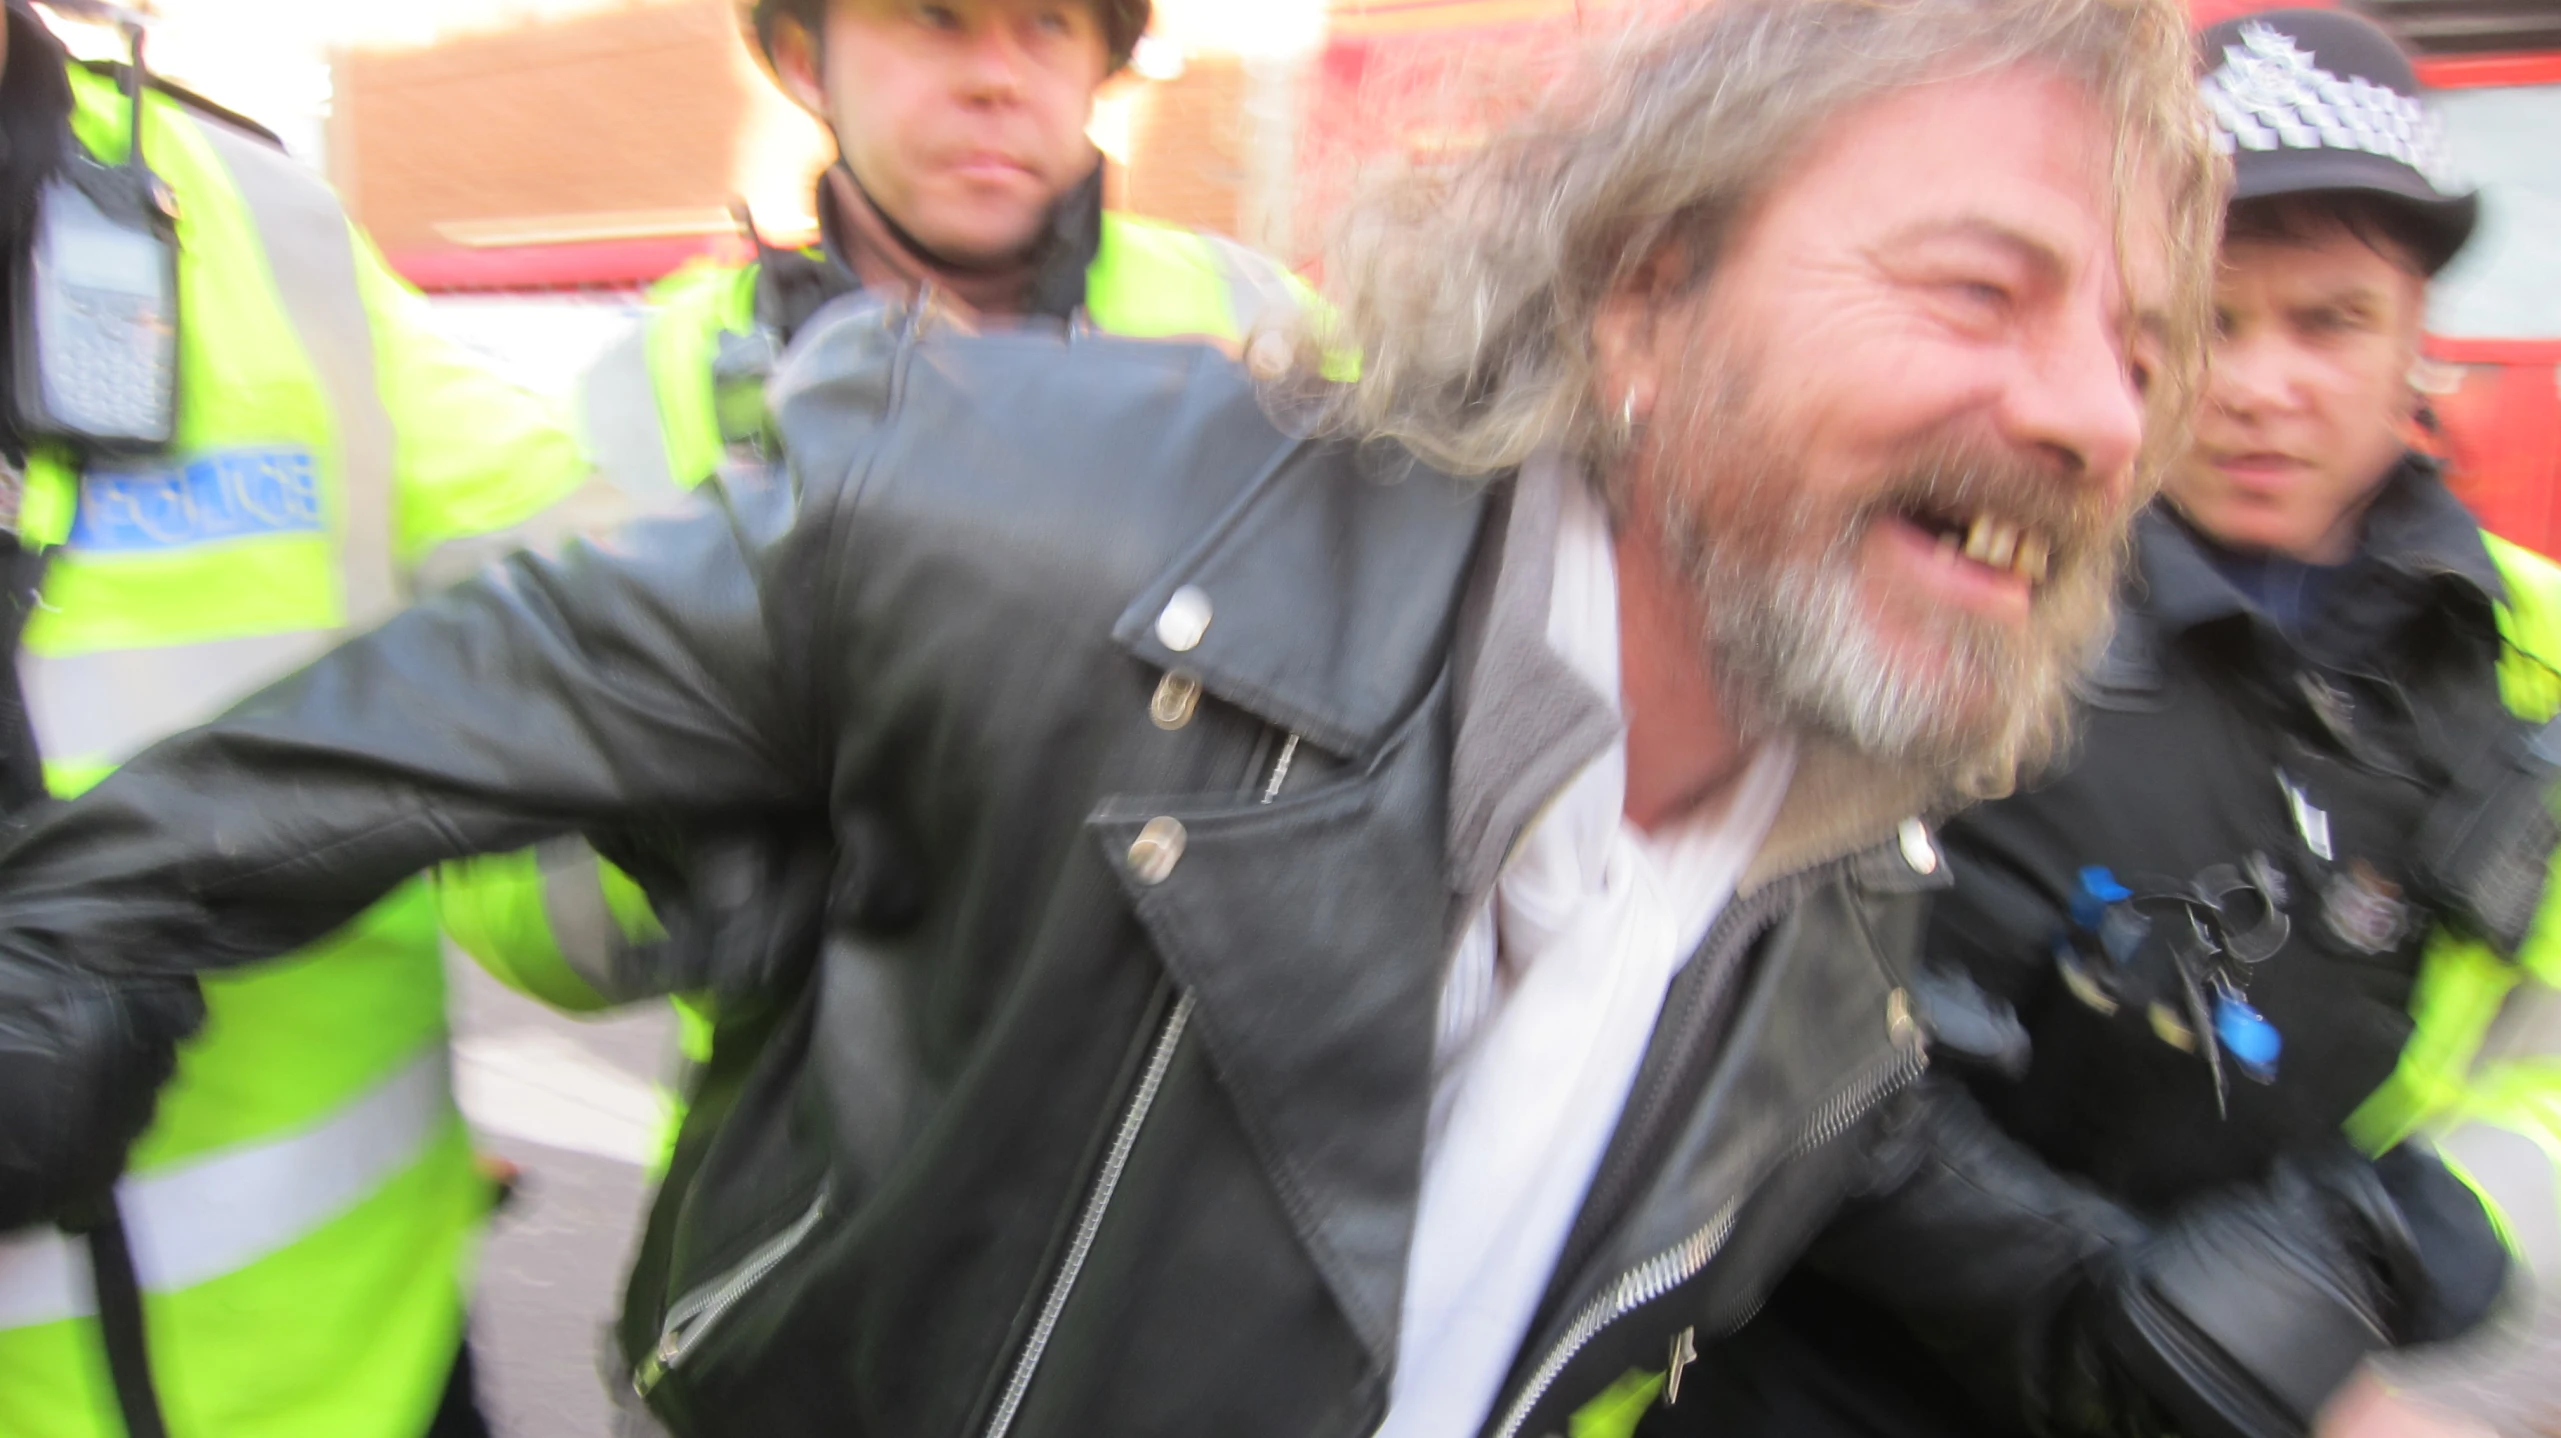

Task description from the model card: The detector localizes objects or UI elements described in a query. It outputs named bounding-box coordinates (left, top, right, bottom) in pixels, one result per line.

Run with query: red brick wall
left=335, top=0, right=792, bottom=262
left=334, top=0, right=1268, bottom=284
left=1120, top=55, right=1248, bottom=240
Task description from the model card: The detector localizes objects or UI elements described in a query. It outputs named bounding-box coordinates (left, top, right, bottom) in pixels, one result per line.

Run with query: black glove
left=0, top=971, right=204, bottom=1232
left=2090, top=1146, right=2503, bottom=1438
left=2368, top=1144, right=2509, bottom=1345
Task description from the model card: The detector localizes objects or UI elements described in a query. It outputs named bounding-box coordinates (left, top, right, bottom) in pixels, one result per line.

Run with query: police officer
left=440, top=0, right=1315, bottom=1074
left=577, top=0, right=1311, bottom=501
left=1668, top=11, right=2557, bottom=1438
left=0, top=4, right=607, bottom=1436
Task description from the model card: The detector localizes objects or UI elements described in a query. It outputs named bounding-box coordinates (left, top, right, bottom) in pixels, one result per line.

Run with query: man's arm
left=0, top=466, right=828, bottom=1229
left=0, top=471, right=819, bottom=984
left=0, top=464, right=827, bottom=983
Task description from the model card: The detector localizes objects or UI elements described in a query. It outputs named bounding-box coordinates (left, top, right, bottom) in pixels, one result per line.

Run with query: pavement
left=448, top=952, right=672, bottom=1438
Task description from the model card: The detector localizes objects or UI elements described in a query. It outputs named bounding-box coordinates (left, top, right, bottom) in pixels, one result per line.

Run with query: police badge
left=2322, top=860, right=2411, bottom=954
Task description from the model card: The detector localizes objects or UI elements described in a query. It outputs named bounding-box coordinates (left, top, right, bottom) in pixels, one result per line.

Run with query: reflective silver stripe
left=536, top=835, right=643, bottom=1001
left=190, top=117, right=402, bottom=629
left=2442, top=1120, right=2561, bottom=1282
left=577, top=320, right=684, bottom=503
left=0, top=1045, right=454, bottom=1328
left=21, top=628, right=338, bottom=767
left=1204, top=234, right=1301, bottom=342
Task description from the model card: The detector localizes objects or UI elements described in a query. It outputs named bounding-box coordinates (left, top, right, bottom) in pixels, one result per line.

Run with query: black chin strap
left=821, top=158, right=1106, bottom=323
left=832, top=162, right=989, bottom=276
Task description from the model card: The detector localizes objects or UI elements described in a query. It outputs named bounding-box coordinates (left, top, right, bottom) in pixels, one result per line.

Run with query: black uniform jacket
left=0, top=301, right=2015, bottom=1438
left=1952, top=461, right=2518, bottom=1200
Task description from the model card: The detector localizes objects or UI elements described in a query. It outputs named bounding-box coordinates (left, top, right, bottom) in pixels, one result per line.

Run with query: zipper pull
left=1261, top=733, right=1300, bottom=805
left=633, top=1333, right=679, bottom=1397
left=1664, top=1326, right=1699, bottom=1405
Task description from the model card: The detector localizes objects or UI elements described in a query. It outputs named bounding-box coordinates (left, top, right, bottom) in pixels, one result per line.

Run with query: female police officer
left=1675, top=11, right=2556, bottom=1437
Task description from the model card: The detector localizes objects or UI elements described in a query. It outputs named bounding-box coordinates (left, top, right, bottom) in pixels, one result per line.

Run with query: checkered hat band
left=2202, top=22, right=2461, bottom=194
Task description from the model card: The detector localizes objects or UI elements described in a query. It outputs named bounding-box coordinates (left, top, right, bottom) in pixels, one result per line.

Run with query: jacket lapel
left=1095, top=443, right=1489, bottom=1362
left=1113, top=440, right=1488, bottom=761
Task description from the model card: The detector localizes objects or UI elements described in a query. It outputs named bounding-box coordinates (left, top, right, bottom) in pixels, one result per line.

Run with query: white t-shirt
left=1374, top=478, right=1797, bottom=1438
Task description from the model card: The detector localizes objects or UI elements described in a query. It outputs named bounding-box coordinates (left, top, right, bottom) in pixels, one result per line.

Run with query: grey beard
left=1696, top=520, right=2077, bottom=783
left=1650, top=458, right=2114, bottom=792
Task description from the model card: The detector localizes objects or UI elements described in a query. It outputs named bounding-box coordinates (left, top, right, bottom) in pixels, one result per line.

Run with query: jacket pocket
left=632, top=1183, right=830, bottom=1401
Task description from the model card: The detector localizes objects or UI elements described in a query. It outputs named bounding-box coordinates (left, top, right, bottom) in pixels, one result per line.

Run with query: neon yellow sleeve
left=348, top=226, right=596, bottom=565
left=435, top=850, right=613, bottom=1013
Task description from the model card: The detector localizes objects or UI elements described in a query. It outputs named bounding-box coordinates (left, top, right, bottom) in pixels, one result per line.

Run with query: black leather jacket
left=0, top=305, right=1979, bottom=1438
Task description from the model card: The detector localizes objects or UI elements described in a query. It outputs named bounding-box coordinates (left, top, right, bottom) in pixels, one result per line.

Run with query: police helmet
left=738, top=0, right=1153, bottom=76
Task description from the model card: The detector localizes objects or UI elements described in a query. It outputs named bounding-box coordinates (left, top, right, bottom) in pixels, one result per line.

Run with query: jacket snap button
left=1128, top=817, right=1187, bottom=885
left=1156, top=586, right=1213, bottom=653
left=1150, top=671, right=1202, bottom=730
left=1897, top=817, right=1938, bottom=875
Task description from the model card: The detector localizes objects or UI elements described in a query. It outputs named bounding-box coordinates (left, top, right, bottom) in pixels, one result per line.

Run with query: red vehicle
left=2405, top=37, right=2561, bottom=559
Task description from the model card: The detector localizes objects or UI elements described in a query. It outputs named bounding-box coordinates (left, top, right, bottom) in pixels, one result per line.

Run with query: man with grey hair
left=0, top=0, right=2353, bottom=1434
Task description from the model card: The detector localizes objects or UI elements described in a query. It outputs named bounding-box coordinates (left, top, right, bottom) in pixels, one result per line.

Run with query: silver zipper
left=981, top=730, right=1301, bottom=1436
left=1487, top=1046, right=1928, bottom=1438
left=1261, top=733, right=1301, bottom=803
left=982, top=992, right=1196, bottom=1438
left=634, top=1187, right=831, bottom=1397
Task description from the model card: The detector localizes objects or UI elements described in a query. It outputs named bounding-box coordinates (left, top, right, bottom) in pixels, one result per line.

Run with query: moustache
left=1853, top=438, right=2130, bottom=595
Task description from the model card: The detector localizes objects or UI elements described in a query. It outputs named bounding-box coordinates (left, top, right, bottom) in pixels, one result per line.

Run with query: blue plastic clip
left=2071, top=867, right=2133, bottom=930
left=2212, top=990, right=2282, bottom=1084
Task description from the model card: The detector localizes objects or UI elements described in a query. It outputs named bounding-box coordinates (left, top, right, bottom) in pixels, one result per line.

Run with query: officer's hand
left=2092, top=1147, right=2501, bottom=1438
left=2364, top=1145, right=2509, bottom=1346
left=0, top=972, right=204, bottom=1232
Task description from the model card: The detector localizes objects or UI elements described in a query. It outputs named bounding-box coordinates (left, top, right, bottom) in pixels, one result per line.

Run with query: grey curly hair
left=1303, top=0, right=2223, bottom=484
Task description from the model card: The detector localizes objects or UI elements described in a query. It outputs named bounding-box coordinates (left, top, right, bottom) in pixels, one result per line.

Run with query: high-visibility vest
left=0, top=62, right=599, bottom=1438
left=439, top=211, right=1315, bottom=1040
left=2343, top=532, right=2561, bottom=1283
left=575, top=212, right=1312, bottom=501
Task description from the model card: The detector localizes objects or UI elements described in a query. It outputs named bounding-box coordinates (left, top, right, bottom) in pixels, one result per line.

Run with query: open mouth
left=1901, top=506, right=2053, bottom=587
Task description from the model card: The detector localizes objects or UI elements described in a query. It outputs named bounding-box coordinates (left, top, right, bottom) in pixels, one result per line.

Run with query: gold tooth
left=1963, top=517, right=1993, bottom=562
